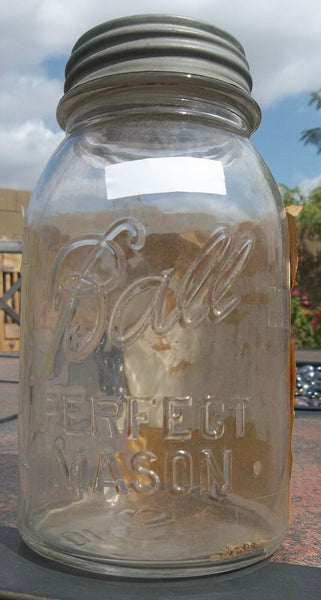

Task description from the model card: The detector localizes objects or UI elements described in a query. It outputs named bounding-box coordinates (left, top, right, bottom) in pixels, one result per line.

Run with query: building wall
left=0, top=188, right=31, bottom=352
left=0, top=188, right=31, bottom=240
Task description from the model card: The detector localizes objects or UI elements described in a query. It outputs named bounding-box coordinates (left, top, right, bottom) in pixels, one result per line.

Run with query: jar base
left=19, top=524, right=283, bottom=578
left=19, top=491, right=285, bottom=578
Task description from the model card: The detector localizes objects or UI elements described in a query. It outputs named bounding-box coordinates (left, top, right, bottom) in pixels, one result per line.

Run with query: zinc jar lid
left=57, top=14, right=260, bottom=131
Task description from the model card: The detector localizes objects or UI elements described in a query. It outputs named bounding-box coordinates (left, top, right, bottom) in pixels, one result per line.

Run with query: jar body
left=18, top=88, right=291, bottom=577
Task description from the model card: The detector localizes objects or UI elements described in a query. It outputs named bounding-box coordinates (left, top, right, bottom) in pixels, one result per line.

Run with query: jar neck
left=60, top=73, right=260, bottom=137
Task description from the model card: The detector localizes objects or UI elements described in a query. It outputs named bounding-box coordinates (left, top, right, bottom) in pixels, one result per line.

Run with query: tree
left=278, top=184, right=305, bottom=207
left=280, top=185, right=321, bottom=347
left=297, top=185, right=321, bottom=233
left=300, top=89, right=321, bottom=154
left=296, top=187, right=321, bottom=307
left=279, top=183, right=321, bottom=236
left=280, top=184, right=321, bottom=307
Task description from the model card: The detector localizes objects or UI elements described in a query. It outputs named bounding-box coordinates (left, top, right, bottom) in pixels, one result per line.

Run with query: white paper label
left=105, top=157, right=226, bottom=200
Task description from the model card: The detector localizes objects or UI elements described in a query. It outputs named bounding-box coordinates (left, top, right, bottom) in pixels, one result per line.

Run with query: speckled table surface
left=271, top=413, right=321, bottom=567
left=0, top=355, right=321, bottom=598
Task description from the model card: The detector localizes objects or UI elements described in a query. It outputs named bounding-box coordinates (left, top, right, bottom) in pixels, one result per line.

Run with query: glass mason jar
left=18, top=15, right=292, bottom=578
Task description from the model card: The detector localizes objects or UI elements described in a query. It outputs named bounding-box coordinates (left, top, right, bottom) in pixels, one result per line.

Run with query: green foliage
left=278, top=184, right=305, bottom=207
left=291, top=291, right=321, bottom=348
left=300, top=128, right=321, bottom=154
left=300, top=89, right=321, bottom=154
left=298, top=185, right=321, bottom=233
left=279, top=183, right=321, bottom=238
left=309, top=90, right=321, bottom=111
left=279, top=183, right=321, bottom=347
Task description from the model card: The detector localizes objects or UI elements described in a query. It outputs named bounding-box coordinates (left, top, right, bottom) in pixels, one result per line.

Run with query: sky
left=1, top=0, right=321, bottom=195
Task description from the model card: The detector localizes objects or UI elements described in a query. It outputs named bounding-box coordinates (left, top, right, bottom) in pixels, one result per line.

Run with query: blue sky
left=1, top=1, right=321, bottom=194
left=253, top=93, right=321, bottom=191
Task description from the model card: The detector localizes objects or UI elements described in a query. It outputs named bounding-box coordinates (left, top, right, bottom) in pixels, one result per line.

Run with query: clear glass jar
left=18, top=15, right=291, bottom=578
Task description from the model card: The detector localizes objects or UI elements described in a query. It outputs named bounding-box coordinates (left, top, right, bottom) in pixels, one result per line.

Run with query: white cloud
left=299, top=174, right=321, bottom=196
left=1, top=0, right=321, bottom=190
left=2, top=0, right=321, bottom=104
left=0, top=121, right=64, bottom=190
left=0, top=71, right=62, bottom=125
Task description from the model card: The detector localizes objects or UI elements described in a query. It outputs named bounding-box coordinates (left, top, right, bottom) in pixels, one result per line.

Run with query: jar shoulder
left=27, top=122, right=281, bottom=227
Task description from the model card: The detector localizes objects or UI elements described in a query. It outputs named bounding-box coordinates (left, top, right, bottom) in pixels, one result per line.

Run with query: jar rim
left=56, top=71, right=261, bottom=134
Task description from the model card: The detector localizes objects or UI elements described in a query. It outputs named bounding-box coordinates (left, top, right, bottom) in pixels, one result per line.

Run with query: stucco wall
left=0, top=188, right=30, bottom=351
left=0, top=188, right=31, bottom=240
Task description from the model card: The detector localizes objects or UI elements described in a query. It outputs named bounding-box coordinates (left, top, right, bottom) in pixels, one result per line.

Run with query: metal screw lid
left=57, top=14, right=260, bottom=130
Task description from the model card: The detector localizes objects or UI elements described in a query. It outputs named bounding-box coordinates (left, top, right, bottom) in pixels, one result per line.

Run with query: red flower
left=305, top=310, right=310, bottom=317
left=300, top=296, right=311, bottom=308
left=291, top=290, right=300, bottom=297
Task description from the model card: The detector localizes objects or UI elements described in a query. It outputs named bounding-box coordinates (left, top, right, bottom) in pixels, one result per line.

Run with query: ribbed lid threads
left=57, top=14, right=260, bottom=131
left=64, top=15, right=252, bottom=94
